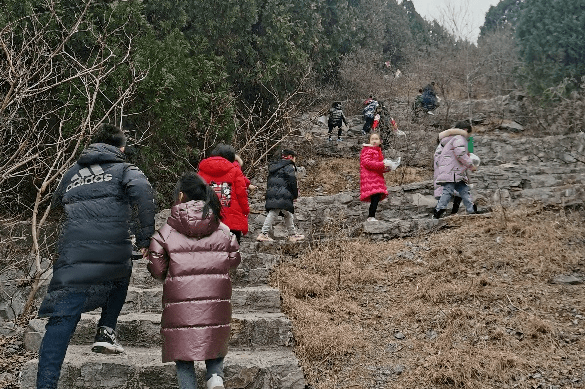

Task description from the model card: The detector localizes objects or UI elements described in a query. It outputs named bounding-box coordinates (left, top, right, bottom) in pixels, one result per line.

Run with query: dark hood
left=78, top=143, right=126, bottom=166
left=167, top=200, right=220, bottom=238
left=268, top=159, right=295, bottom=174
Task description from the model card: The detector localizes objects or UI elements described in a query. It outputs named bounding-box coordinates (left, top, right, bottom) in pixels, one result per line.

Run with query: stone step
left=20, top=346, right=306, bottom=389
left=120, top=286, right=281, bottom=315
left=232, top=268, right=271, bottom=287
left=130, top=252, right=280, bottom=288
left=25, top=312, right=293, bottom=351
left=131, top=266, right=272, bottom=289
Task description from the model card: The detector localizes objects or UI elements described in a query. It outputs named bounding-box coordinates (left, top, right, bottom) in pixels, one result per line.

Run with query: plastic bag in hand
left=383, top=157, right=401, bottom=171
left=469, top=153, right=480, bottom=167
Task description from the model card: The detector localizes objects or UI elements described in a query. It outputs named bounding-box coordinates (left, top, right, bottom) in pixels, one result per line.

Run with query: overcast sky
left=403, top=0, right=502, bottom=42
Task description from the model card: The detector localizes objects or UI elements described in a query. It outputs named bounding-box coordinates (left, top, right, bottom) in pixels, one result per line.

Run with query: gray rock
left=0, top=320, right=17, bottom=336
left=394, top=331, right=405, bottom=340
left=411, top=193, right=436, bottom=207
left=24, top=318, right=47, bottom=352
left=550, top=275, right=583, bottom=285
left=498, top=121, right=524, bottom=132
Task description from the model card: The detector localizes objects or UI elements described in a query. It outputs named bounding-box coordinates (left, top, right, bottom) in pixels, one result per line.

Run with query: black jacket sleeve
left=284, top=164, right=298, bottom=200
left=122, top=164, right=156, bottom=248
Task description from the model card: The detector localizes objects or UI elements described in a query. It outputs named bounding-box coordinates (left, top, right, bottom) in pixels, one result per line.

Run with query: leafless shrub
left=0, top=0, right=147, bottom=318
left=232, top=72, right=316, bottom=177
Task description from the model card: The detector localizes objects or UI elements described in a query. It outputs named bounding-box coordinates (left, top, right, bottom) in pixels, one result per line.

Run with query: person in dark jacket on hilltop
left=328, top=101, right=348, bottom=142
left=36, top=124, right=155, bottom=389
left=198, top=144, right=250, bottom=244
left=362, top=97, right=379, bottom=135
left=256, top=149, right=305, bottom=242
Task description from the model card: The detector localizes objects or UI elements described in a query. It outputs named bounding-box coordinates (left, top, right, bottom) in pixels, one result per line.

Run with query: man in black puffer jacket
left=36, top=124, right=155, bottom=389
left=256, top=149, right=304, bottom=242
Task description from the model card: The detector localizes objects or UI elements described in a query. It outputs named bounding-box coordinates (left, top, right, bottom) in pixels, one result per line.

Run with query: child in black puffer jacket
left=328, top=102, right=348, bottom=142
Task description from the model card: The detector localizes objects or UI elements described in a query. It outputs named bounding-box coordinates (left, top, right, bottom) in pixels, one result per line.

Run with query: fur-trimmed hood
left=439, top=128, right=469, bottom=140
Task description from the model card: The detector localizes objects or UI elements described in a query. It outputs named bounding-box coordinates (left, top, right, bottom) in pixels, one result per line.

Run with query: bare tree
left=0, top=0, right=147, bottom=317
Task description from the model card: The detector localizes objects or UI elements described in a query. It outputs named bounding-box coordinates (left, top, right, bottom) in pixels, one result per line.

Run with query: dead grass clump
left=303, top=158, right=359, bottom=195
left=275, top=204, right=585, bottom=388
left=277, top=265, right=331, bottom=298
left=301, top=157, right=432, bottom=196
left=385, top=166, right=432, bottom=187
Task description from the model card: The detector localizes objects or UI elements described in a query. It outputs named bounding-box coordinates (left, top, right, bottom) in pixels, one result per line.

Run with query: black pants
left=328, top=122, right=342, bottom=138
left=37, top=279, right=129, bottom=388
left=231, top=230, right=242, bottom=244
left=368, top=193, right=382, bottom=218
left=363, top=116, right=374, bottom=133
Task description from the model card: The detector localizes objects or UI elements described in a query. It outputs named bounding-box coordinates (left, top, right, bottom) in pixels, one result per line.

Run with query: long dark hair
left=174, top=172, right=221, bottom=222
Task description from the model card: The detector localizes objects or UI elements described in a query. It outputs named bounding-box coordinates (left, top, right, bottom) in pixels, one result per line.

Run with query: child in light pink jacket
left=433, top=121, right=477, bottom=219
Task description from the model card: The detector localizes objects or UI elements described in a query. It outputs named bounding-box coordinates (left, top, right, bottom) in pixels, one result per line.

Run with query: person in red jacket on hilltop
left=198, top=144, right=249, bottom=243
left=360, top=132, right=397, bottom=222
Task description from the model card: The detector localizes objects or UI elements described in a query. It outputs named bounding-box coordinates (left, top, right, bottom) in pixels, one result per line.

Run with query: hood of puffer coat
left=167, top=200, right=220, bottom=238
left=268, top=159, right=294, bottom=174
left=77, top=143, right=126, bottom=166
left=198, top=156, right=235, bottom=176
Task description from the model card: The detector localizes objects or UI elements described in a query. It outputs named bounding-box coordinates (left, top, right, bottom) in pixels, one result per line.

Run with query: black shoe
left=472, top=204, right=488, bottom=214
left=451, top=196, right=462, bottom=215
left=92, top=326, right=124, bottom=354
left=433, top=209, right=445, bottom=219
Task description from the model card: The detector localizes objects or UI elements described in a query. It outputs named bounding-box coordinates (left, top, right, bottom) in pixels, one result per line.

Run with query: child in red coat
left=198, top=144, right=250, bottom=243
left=360, top=133, right=397, bottom=221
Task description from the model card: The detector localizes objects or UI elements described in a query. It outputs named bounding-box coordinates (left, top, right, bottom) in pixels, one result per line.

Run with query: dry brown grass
left=273, top=205, right=585, bottom=388
left=302, top=157, right=432, bottom=196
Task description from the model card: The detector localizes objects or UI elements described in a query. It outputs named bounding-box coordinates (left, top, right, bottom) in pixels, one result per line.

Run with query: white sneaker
left=256, top=233, right=274, bottom=242
left=288, top=234, right=305, bottom=242
left=366, top=217, right=378, bottom=222
left=206, top=373, right=224, bottom=389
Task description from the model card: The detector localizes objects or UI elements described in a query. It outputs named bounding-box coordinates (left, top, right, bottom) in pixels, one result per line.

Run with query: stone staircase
left=19, top=240, right=306, bottom=388
left=16, top=107, right=585, bottom=388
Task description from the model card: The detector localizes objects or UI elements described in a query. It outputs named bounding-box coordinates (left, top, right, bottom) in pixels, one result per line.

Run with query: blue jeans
left=436, top=181, right=474, bottom=213
left=175, top=358, right=224, bottom=389
left=36, top=279, right=129, bottom=389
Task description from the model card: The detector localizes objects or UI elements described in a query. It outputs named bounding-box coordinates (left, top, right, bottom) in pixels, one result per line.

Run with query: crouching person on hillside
left=433, top=121, right=477, bottom=219
left=147, top=172, right=241, bottom=389
left=257, top=149, right=305, bottom=242
left=36, top=124, right=155, bottom=389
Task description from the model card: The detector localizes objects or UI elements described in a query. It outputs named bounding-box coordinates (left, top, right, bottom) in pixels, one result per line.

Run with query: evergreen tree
left=479, top=0, right=525, bottom=38
left=516, top=0, right=585, bottom=95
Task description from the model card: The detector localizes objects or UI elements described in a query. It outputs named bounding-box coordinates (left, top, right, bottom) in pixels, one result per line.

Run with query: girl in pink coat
left=433, top=121, right=477, bottom=219
left=147, top=172, right=240, bottom=389
left=360, top=132, right=393, bottom=221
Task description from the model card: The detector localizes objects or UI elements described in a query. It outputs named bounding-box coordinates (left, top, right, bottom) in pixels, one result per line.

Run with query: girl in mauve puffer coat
left=360, top=132, right=389, bottom=221
left=147, top=172, right=240, bottom=389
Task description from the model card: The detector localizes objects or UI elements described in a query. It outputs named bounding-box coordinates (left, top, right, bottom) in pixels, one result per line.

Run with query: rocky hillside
left=1, top=93, right=584, bottom=388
